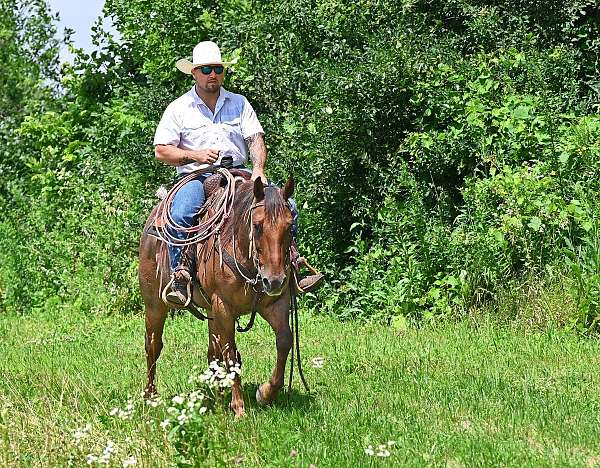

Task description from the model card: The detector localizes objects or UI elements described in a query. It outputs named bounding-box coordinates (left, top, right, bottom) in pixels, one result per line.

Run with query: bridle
left=228, top=200, right=293, bottom=297
left=216, top=196, right=293, bottom=335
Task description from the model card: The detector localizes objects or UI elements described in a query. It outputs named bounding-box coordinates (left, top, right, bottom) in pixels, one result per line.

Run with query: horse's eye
left=254, top=223, right=263, bottom=237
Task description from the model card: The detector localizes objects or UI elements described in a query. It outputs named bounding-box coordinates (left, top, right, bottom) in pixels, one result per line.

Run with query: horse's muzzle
left=261, top=274, right=287, bottom=296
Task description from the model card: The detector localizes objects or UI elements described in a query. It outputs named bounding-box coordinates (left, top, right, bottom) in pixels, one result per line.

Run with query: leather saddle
left=150, top=168, right=252, bottom=232
left=202, top=168, right=252, bottom=199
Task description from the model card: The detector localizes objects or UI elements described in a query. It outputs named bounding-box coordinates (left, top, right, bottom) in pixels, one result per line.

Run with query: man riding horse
left=154, top=41, right=322, bottom=305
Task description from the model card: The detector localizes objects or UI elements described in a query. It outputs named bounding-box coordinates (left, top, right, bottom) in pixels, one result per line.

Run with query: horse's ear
left=253, top=177, right=265, bottom=202
left=282, top=176, right=294, bottom=200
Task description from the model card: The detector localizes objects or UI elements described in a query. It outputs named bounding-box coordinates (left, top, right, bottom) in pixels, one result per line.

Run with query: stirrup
left=291, top=254, right=323, bottom=294
left=295, top=273, right=324, bottom=294
left=161, top=270, right=192, bottom=307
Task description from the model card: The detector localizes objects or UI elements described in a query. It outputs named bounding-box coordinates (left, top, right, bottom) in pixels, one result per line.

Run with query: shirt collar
left=190, top=85, right=231, bottom=109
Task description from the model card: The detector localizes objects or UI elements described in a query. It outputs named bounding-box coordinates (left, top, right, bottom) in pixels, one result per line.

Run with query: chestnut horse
left=139, top=177, right=295, bottom=418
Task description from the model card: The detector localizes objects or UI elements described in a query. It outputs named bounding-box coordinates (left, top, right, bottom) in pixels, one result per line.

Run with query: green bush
left=1, top=0, right=599, bottom=330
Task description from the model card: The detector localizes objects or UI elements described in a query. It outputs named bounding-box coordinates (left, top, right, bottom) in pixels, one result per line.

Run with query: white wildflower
left=220, top=376, right=235, bottom=388
left=122, top=456, right=137, bottom=467
left=98, top=440, right=116, bottom=464
left=177, top=413, right=188, bottom=425
left=376, top=443, right=392, bottom=457
left=72, top=424, right=91, bottom=445
left=188, top=390, right=204, bottom=402
left=109, top=400, right=134, bottom=420
left=366, top=441, right=394, bottom=457
left=311, top=357, right=325, bottom=368
left=172, top=395, right=185, bottom=405
left=145, top=397, right=160, bottom=408
left=160, top=419, right=171, bottom=430
left=86, top=454, right=98, bottom=464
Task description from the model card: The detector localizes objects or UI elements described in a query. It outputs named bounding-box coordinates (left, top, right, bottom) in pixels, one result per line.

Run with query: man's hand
left=193, top=148, right=219, bottom=164
left=154, top=145, right=219, bottom=167
left=251, top=169, right=267, bottom=185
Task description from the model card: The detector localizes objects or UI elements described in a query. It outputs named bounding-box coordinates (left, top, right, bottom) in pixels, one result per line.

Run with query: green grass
left=1, top=306, right=600, bottom=467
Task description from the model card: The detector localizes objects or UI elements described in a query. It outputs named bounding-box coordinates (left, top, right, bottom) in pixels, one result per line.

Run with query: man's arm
left=245, top=133, right=268, bottom=183
left=155, top=144, right=219, bottom=166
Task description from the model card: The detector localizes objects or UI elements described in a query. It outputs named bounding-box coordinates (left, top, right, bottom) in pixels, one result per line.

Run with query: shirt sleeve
left=153, top=103, right=181, bottom=146
left=240, top=97, right=264, bottom=139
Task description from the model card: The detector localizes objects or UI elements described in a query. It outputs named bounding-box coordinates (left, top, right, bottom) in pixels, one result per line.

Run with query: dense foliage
left=0, top=0, right=598, bottom=329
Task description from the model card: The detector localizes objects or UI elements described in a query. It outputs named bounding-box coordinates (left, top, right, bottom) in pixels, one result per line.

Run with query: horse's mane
left=220, top=180, right=287, bottom=244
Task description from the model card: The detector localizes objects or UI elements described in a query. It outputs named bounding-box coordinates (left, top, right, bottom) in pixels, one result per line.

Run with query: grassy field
left=1, top=307, right=600, bottom=467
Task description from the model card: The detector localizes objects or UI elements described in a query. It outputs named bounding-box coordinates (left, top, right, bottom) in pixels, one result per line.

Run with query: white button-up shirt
left=153, top=86, right=264, bottom=175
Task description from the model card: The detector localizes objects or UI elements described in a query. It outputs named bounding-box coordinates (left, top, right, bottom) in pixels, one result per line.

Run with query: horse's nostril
left=262, top=277, right=270, bottom=290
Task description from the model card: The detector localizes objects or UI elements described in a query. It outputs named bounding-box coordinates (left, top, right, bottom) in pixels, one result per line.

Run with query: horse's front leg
left=208, top=295, right=245, bottom=418
left=256, top=295, right=292, bottom=406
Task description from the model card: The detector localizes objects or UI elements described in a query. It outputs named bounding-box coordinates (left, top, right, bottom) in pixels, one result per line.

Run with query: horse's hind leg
left=139, top=213, right=170, bottom=398
left=144, top=299, right=168, bottom=398
left=256, top=297, right=292, bottom=406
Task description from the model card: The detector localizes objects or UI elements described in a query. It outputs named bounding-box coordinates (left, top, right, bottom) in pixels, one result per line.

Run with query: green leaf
left=513, top=106, right=530, bottom=120
left=558, top=152, right=569, bottom=164
left=528, top=217, right=542, bottom=232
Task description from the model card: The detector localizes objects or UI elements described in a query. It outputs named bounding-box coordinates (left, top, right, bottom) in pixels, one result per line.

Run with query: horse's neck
left=230, top=217, right=253, bottom=266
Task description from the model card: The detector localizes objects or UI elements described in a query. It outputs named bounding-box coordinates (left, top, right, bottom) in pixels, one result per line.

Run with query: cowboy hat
left=175, top=41, right=238, bottom=74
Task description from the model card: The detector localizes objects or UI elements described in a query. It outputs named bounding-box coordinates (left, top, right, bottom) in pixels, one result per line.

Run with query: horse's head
left=251, top=177, right=294, bottom=296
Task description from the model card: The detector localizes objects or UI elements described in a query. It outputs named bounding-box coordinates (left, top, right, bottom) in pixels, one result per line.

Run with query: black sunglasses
left=196, top=65, right=224, bottom=75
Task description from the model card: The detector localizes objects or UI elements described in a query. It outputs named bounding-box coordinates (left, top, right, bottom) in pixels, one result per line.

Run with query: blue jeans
left=168, top=173, right=208, bottom=271
left=168, top=173, right=298, bottom=271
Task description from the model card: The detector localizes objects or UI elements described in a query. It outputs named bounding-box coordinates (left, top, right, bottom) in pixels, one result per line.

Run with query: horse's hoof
left=256, top=385, right=269, bottom=406
left=229, top=400, right=246, bottom=419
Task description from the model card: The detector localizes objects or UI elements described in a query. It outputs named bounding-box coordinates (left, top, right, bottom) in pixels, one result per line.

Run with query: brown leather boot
left=163, top=244, right=196, bottom=307
left=164, top=268, right=192, bottom=306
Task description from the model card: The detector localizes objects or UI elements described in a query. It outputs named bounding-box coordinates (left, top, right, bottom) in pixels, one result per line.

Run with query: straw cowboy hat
left=175, top=41, right=238, bottom=74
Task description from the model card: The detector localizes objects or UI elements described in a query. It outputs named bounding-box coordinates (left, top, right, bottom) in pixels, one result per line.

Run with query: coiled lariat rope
left=153, top=168, right=237, bottom=247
